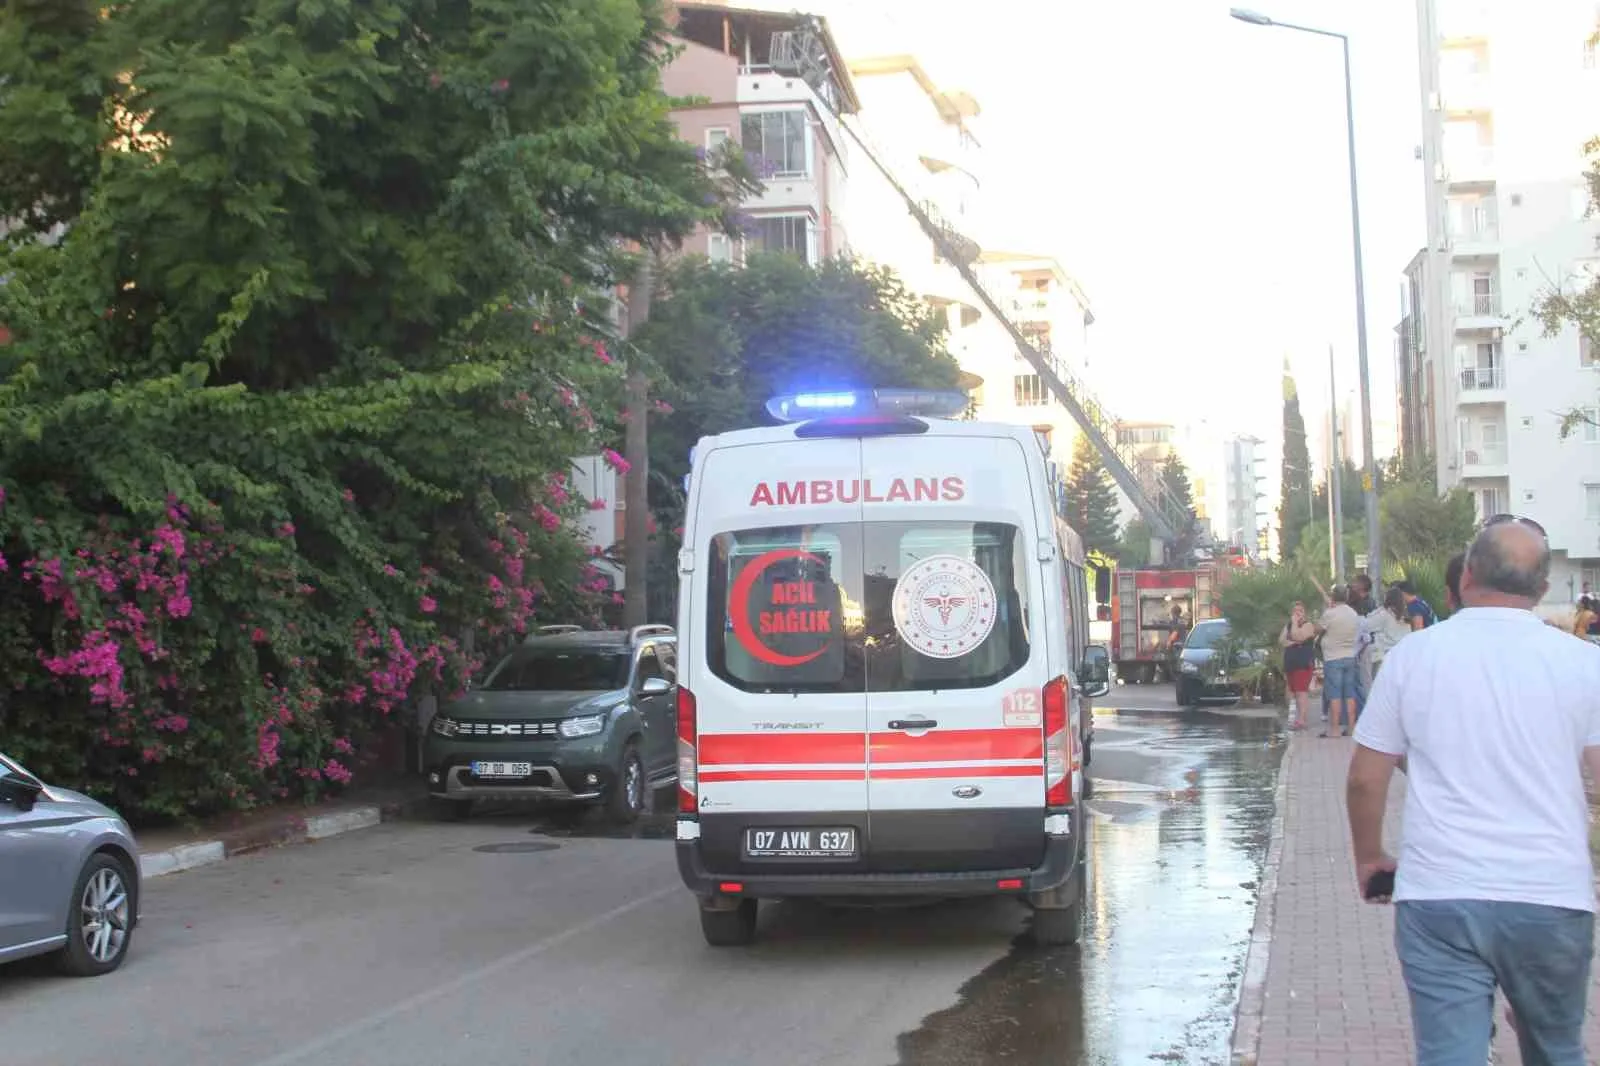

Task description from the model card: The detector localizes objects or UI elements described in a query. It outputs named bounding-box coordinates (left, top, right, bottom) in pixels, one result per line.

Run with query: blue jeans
left=1396, top=899, right=1595, bottom=1066
left=1322, top=656, right=1358, bottom=703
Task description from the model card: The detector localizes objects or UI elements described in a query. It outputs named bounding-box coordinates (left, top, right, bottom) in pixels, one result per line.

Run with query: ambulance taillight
left=677, top=686, right=698, bottom=814
left=1043, top=676, right=1072, bottom=807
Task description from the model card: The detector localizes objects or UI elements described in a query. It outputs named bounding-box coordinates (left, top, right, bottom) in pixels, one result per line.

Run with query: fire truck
left=1110, top=558, right=1240, bottom=685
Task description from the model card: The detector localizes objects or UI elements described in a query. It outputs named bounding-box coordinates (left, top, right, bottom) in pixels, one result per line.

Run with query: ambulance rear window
left=705, top=522, right=1031, bottom=694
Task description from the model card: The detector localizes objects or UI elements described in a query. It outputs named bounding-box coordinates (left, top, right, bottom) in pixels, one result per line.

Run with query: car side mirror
left=0, top=774, right=43, bottom=813
left=1082, top=680, right=1111, bottom=699
left=1078, top=644, right=1111, bottom=686
left=639, top=676, right=671, bottom=695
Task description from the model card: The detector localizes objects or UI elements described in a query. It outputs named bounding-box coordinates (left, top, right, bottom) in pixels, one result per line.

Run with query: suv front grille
left=453, top=719, right=560, bottom=739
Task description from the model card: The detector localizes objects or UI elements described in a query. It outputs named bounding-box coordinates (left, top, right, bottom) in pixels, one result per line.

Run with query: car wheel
left=429, top=796, right=472, bottom=822
left=605, top=743, right=645, bottom=824
left=57, top=853, right=135, bottom=977
left=699, top=898, right=758, bottom=947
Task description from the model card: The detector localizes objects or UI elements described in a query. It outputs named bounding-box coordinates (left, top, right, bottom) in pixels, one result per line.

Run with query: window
left=1014, top=373, right=1047, bottom=406
left=1584, top=407, right=1600, bottom=443
left=1587, top=484, right=1600, bottom=522
left=707, top=233, right=733, bottom=265
left=480, top=648, right=629, bottom=692
left=706, top=127, right=730, bottom=153
left=1584, top=333, right=1598, bottom=368
left=705, top=522, right=1032, bottom=695
left=740, top=111, right=807, bottom=178
left=745, top=215, right=809, bottom=260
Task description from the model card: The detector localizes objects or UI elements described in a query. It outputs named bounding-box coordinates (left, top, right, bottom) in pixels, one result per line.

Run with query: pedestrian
left=1347, top=517, right=1600, bottom=1066
left=1395, top=579, right=1438, bottom=631
left=1365, top=586, right=1411, bottom=677
left=1351, top=572, right=1380, bottom=712
left=1351, top=572, right=1379, bottom=615
left=1570, top=596, right=1597, bottom=639
left=1279, top=600, right=1317, bottom=731
left=1310, top=580, right=1360, bottom=738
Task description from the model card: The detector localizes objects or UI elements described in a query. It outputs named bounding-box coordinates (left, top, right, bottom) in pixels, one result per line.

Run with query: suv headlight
left=559, top=714, right=606, bottom=739
left=431, top=715, right=460, bottom=737
left=1179, top=660, right=1199, bottom=675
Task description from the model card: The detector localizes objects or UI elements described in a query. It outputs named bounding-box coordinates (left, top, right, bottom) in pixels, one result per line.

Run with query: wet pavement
left=0, top=708, right=1284, bottom=1066
left=895, top=709, right=1285, bottom=1065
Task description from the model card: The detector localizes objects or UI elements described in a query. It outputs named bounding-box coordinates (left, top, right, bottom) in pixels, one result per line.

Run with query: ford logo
left=951, top=785, right=982, bottom=799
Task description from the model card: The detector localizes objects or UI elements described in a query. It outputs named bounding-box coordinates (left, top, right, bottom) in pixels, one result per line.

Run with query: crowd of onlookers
left=1278, top=559, right=1464, bottom=736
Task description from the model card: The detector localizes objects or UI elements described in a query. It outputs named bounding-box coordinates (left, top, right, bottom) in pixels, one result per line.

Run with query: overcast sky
left=820, top=0, right=1426, bottom=504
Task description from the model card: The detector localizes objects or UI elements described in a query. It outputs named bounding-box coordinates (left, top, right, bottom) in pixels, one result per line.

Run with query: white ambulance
left=672, top=389, right=1112, bottom=946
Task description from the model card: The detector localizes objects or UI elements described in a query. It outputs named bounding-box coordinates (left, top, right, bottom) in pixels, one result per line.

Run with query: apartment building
left=1222, top=436, right=1269, bottom=557
left=1401, top=0, right=1600, bottom=600
left=661, top=3, right=861, bottom=265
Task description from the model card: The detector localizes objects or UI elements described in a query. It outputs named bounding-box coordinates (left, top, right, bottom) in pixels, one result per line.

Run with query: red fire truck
left=1110, top=562, right=1231, bottom=685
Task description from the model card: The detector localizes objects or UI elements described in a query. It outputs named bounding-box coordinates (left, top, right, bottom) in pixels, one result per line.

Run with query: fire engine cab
left=672, top=388, right=1112, bottom=946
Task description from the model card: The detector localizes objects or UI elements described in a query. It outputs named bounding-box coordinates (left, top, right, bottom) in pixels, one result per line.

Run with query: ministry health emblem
left=891, top=555, right=998, bottom=660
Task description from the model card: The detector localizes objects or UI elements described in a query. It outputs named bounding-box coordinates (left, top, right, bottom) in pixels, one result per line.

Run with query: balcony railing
left=1011, top=295, right=1053, bottom=318
left=1450, top=221, right=1498, bottom=244
left=1460, top=442, right=1507, bottom=467
left=1445, top=145, right=1496, bottom=181
left=1456, top=292, right=1501, bottom=316
left=1459, top=365, right=1506, bottom=390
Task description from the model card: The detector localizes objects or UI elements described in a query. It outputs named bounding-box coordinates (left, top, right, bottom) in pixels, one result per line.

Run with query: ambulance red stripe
left=698, top=768, right=866, bottom=782
left=869, top=764, right=1043, bottom=780
left=699, top=732, right=865, bottom=766
left=870, top=729, right=1043, bottom=763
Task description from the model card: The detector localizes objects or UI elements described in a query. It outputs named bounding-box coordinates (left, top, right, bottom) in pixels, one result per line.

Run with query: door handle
left=887, top=719, right=938, bottom=731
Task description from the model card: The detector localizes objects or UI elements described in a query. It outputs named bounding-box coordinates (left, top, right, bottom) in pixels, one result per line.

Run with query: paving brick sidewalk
left=1238, top=733, right=1600, bottom=1065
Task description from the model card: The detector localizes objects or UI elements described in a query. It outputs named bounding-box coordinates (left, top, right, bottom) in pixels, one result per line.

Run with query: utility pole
left=622, top=254, right=655, bottom=628
left=1328, top=344, right=1344, bottom=582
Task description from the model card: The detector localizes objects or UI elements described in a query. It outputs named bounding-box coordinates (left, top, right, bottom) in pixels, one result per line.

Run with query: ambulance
left=671, top=388, right=1112, bottom=946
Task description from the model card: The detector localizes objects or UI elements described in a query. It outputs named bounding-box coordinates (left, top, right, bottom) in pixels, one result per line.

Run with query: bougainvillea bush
left=0, top=0, right=721, bottom=822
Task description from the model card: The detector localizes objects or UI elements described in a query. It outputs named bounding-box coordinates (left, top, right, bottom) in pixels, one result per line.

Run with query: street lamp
left=1230, top=7, right=1382, bottom=588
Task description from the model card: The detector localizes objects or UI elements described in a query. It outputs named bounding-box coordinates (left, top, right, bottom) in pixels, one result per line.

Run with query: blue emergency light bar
left=765, top=388, right=969, bottom=424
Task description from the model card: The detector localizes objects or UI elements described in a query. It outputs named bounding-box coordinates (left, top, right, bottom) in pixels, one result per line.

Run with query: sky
left=817, top=0, right=1428, bottom=517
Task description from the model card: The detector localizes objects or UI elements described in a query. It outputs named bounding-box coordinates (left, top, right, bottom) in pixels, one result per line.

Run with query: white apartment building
left=1403, top=0, right=1600, bottom=601
left=1222, top=436, right=1268, bottom=557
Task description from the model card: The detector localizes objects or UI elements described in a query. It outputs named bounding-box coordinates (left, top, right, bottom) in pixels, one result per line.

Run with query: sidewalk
left=1233, top=733, right=1600, bottom=1065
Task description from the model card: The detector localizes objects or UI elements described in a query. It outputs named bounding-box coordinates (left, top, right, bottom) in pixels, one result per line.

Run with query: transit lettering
left=748, top=476, right=967, bottom=508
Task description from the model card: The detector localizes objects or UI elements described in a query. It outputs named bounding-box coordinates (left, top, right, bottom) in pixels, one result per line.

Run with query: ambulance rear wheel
left=700, top=898, right=758, bottom=947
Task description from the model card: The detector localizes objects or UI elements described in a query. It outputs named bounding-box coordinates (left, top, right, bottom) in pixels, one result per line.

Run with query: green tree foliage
left=1379, top=479, right=1475, bottom=565
left=0, top=0, right=722, bottom=820
left=1118, top=517, right=1154, bottom=567
left=1533, top=135, right=1599, bottom=439
left=1278, top=362, right=1313, bottom=560
left=1063, top=432, right=1121, bottom=557
left=1160, top=452, right=1199, bottom=562
left=633, top=252, right=960, bottom=561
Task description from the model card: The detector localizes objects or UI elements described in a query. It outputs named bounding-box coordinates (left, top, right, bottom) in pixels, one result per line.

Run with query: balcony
left=1454, top=291, right=1505, bottom=328
left=1458, top=364, right=1506, bottom=392
left=1444, top=145, right=1496, bottom=185
left=1441, top=75, right=1492, bottom=115
left=1010, top=293, right=1056, bottom=323
left=1459, top=442, right=1507, bottom=473
left=1449, top=219, right=1499, bottom=254
left=1436, top=0, right=1491, bottom=43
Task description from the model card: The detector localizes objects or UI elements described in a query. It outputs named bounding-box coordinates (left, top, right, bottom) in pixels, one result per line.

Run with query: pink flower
left=152, top=714, right=189, bottom=733
left=612, top=593, right=624, bottom=605
left=332, top=737, right=354, bottom=755
left=652, top=399, right=675, bottom=414
left=492, top=78, right=510, bottom=92
left=166, top=593, right=192, bottom=619
left=277, top=521, right=296, bottom=538
left=419, top=595, right=438, bottom=614
left=251, top=627, right=268, bottom=644
left=588, top=498, right=608, bottom=511
left=323, top=760, right=354, bottom=785
left=594, top=344, right=613, bottom=365
left=601, top=448, right=631, bottom=475
left=0, top=552, right=7, bottom=573
left=0, top=484, right=6, bottom=508
left=383, top=564, right=399, bottom=577
left=341, top=488, right=356, bottom=503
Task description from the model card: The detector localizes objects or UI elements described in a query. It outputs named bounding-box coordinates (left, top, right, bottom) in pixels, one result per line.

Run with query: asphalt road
left=0, top=708, right=1284, bottom=1066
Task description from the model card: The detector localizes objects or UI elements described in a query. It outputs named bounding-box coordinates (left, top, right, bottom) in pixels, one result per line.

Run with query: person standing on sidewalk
left=1365, top=586, right=1411, bottom=679
left=1280, top=601, right=1318, bottom=730
left=1346, top=518, right=1600, bottom=1066
left=1312, top=582, right=1361, bottom=738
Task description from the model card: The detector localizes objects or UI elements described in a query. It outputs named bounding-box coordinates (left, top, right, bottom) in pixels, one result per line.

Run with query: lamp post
left=1231, top=8, right=1382, bottom=587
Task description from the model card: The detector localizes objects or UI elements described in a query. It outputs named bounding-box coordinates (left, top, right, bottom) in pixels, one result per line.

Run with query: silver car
left=0, top=752, right=141, bottom=975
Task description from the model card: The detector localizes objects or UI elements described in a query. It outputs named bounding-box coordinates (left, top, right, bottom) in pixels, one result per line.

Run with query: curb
left=138, top=795, right=427, bottom=880
left=1230, top=734, right=1294, bottom=1066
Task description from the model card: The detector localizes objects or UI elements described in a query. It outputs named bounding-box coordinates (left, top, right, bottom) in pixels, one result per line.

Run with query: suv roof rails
left=628, top=624, right=674, bottom=643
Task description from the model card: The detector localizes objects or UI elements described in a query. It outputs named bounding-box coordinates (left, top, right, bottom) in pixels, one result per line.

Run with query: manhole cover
left=473, top=842, right=562, bottom=854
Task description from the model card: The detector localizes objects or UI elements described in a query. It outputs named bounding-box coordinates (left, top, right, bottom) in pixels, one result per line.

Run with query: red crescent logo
left=728, top=547, right=831, bottom=668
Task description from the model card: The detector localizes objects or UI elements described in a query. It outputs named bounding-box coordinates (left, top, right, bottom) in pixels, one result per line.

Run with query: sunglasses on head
left=1481, top=513, right=1548, bottom=539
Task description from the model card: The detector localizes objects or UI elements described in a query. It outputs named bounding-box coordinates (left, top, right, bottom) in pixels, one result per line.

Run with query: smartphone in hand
left=1363, top=868, right=1396, bottom=900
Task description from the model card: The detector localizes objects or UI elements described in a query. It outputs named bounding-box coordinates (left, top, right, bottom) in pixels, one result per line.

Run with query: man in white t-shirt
left=1347, top=518, right=1600, bottom=1066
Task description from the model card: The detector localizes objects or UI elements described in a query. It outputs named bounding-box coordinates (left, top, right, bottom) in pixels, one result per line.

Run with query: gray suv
left=0, top=752, right=141, bottom=975
left=423, top=625, right=678, bottom=822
